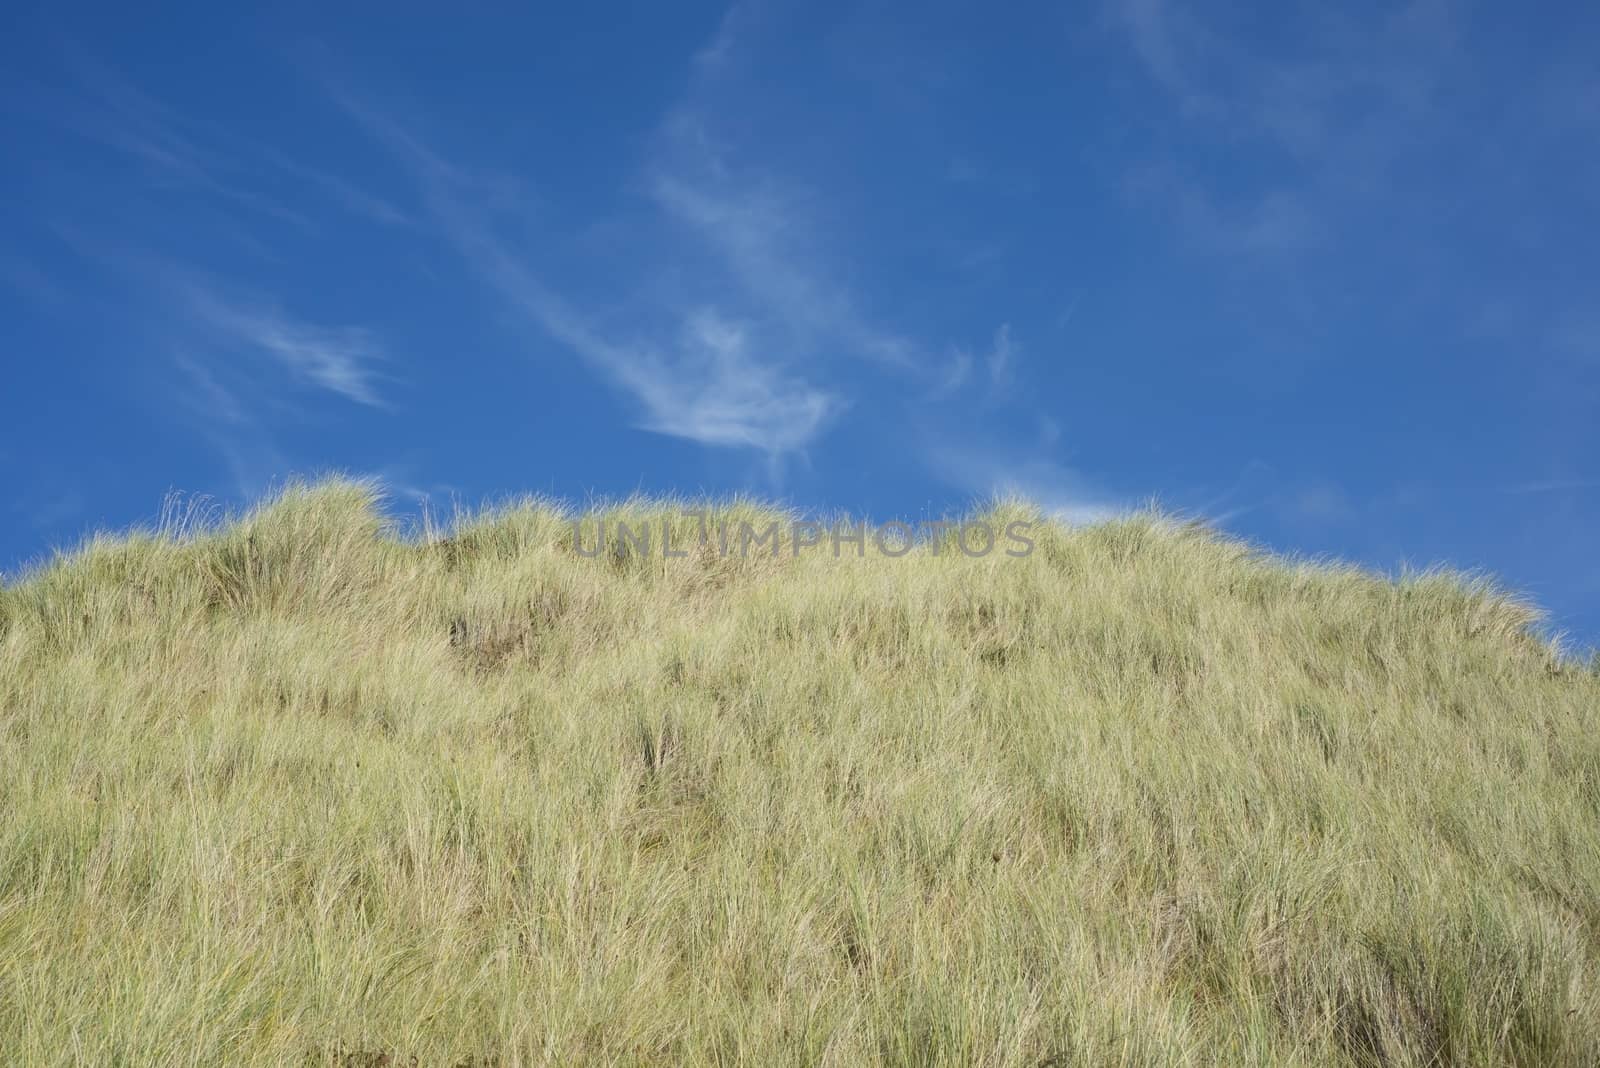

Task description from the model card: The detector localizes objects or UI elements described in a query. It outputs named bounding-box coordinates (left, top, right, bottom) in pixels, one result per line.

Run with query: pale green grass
left=1, top=479, right=1597, bottom=1066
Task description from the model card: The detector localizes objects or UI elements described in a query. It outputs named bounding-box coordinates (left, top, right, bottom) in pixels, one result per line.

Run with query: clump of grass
left=1, top=478, right=1597, bottom=1065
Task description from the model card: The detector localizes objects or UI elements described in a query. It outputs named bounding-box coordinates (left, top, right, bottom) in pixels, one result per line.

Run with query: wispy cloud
left=1288, top=483, right=1357, bottom=525
left=172, top=351, right=292, bottom=499
left=164, top=287, right=381, bottom=497
left=925, top=438, right=1121, bottom=524
left=52, top=54, right=314, bottom=229
left=182, top=284, right=390, bottom=408
left=1112, top=0, right=1453, bottom=157
left=927, top=322, right=1016, bottom=402
left=648, top=118, right=919, bottom=371
left=651, top=8, right=932, bottom=377
left=637, top=309, right=837, bottom=450
left=34, top=225, right=395, bottom=415
left=331, top=86, right=845, bottom=455
left=928, top=348, right=974, bottom=398
left=361, top=463, right=464, bottom=512
left=1501, top=478, right=1600, bottom=495
left=1115, top=0, right=1210, bottom=112
left=1110, top=0, right=1456, bottom=263
left=249, top=142, right=413, bottom=229
left=320, top=17, right=1043, bottom=468
left=691, top=0, right=756, bottom=71
left=985, top=323, right=1015, bottom=389
left=38, top=50, right=409, bottom=232
left=174, top=353, right=250, bottom=426
left=1127, top=166, right=1324, bottom=258
left=464, top=233, right=840, bottom=451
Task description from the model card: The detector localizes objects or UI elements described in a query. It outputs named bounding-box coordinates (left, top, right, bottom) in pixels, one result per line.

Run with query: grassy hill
left=2, top=479, right=1597, bottom=1066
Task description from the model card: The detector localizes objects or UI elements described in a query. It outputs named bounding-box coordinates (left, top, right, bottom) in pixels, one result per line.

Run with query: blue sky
left=3, top=1, right=1598, bottom=648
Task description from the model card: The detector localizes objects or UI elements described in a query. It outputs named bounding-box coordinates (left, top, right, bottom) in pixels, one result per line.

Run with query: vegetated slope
left=1, top=480, right=1597, bottom=1067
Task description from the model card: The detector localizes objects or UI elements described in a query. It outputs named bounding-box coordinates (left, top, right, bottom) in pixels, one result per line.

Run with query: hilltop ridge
left=2, top=479, right=1597, bottom=1065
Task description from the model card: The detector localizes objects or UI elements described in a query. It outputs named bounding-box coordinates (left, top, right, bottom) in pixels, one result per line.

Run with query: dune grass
left=1, top=478, right=1597, bottom=1066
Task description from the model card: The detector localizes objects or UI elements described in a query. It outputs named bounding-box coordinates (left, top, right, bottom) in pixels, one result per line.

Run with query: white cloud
left=986, top=323, right=1015, bottom=388
left=1113, top=0, right=1453, bottom=151
left=1110, top=0, right=1457, bottom=262
left=927, top=440, right=1121, bottom=524
left=929, top=348, right=973, bottom=398
left=1501, top=478, right=1600, bottom=496
left=336, top=94, right=838, bottom=454
left=692, top=1, right=756, bottom=71
left=637, top=310, right=837, bottom=450
left=1290, top=483, right=1355, bottom=524
left=171, top=351, right=292, bottom=499
left=647, top=121, right=919, bottom=370
left=49, top=52, right=410, bottom=232
left=924, top=322, right=1018, bottom=403
left=56, top=55, right=315, bottom=229
left=183, top=286, right=389, bottom=408
left=328, top=21, right=1041, bottom=462
left=174, top=353, right=249, bottom=426
left=1115, top=0, right=1206, bottom=110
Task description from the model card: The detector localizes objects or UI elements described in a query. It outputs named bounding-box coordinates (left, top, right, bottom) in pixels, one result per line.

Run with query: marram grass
left=1, top=479, right=1598, bottom=1066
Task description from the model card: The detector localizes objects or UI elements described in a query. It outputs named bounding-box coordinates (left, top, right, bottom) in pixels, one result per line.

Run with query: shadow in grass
left=327, top=1041, right=500, bottom=1068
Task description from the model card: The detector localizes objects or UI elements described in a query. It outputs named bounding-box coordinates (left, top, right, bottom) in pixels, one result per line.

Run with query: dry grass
left=1, top=478, right=1597, bottom=1066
